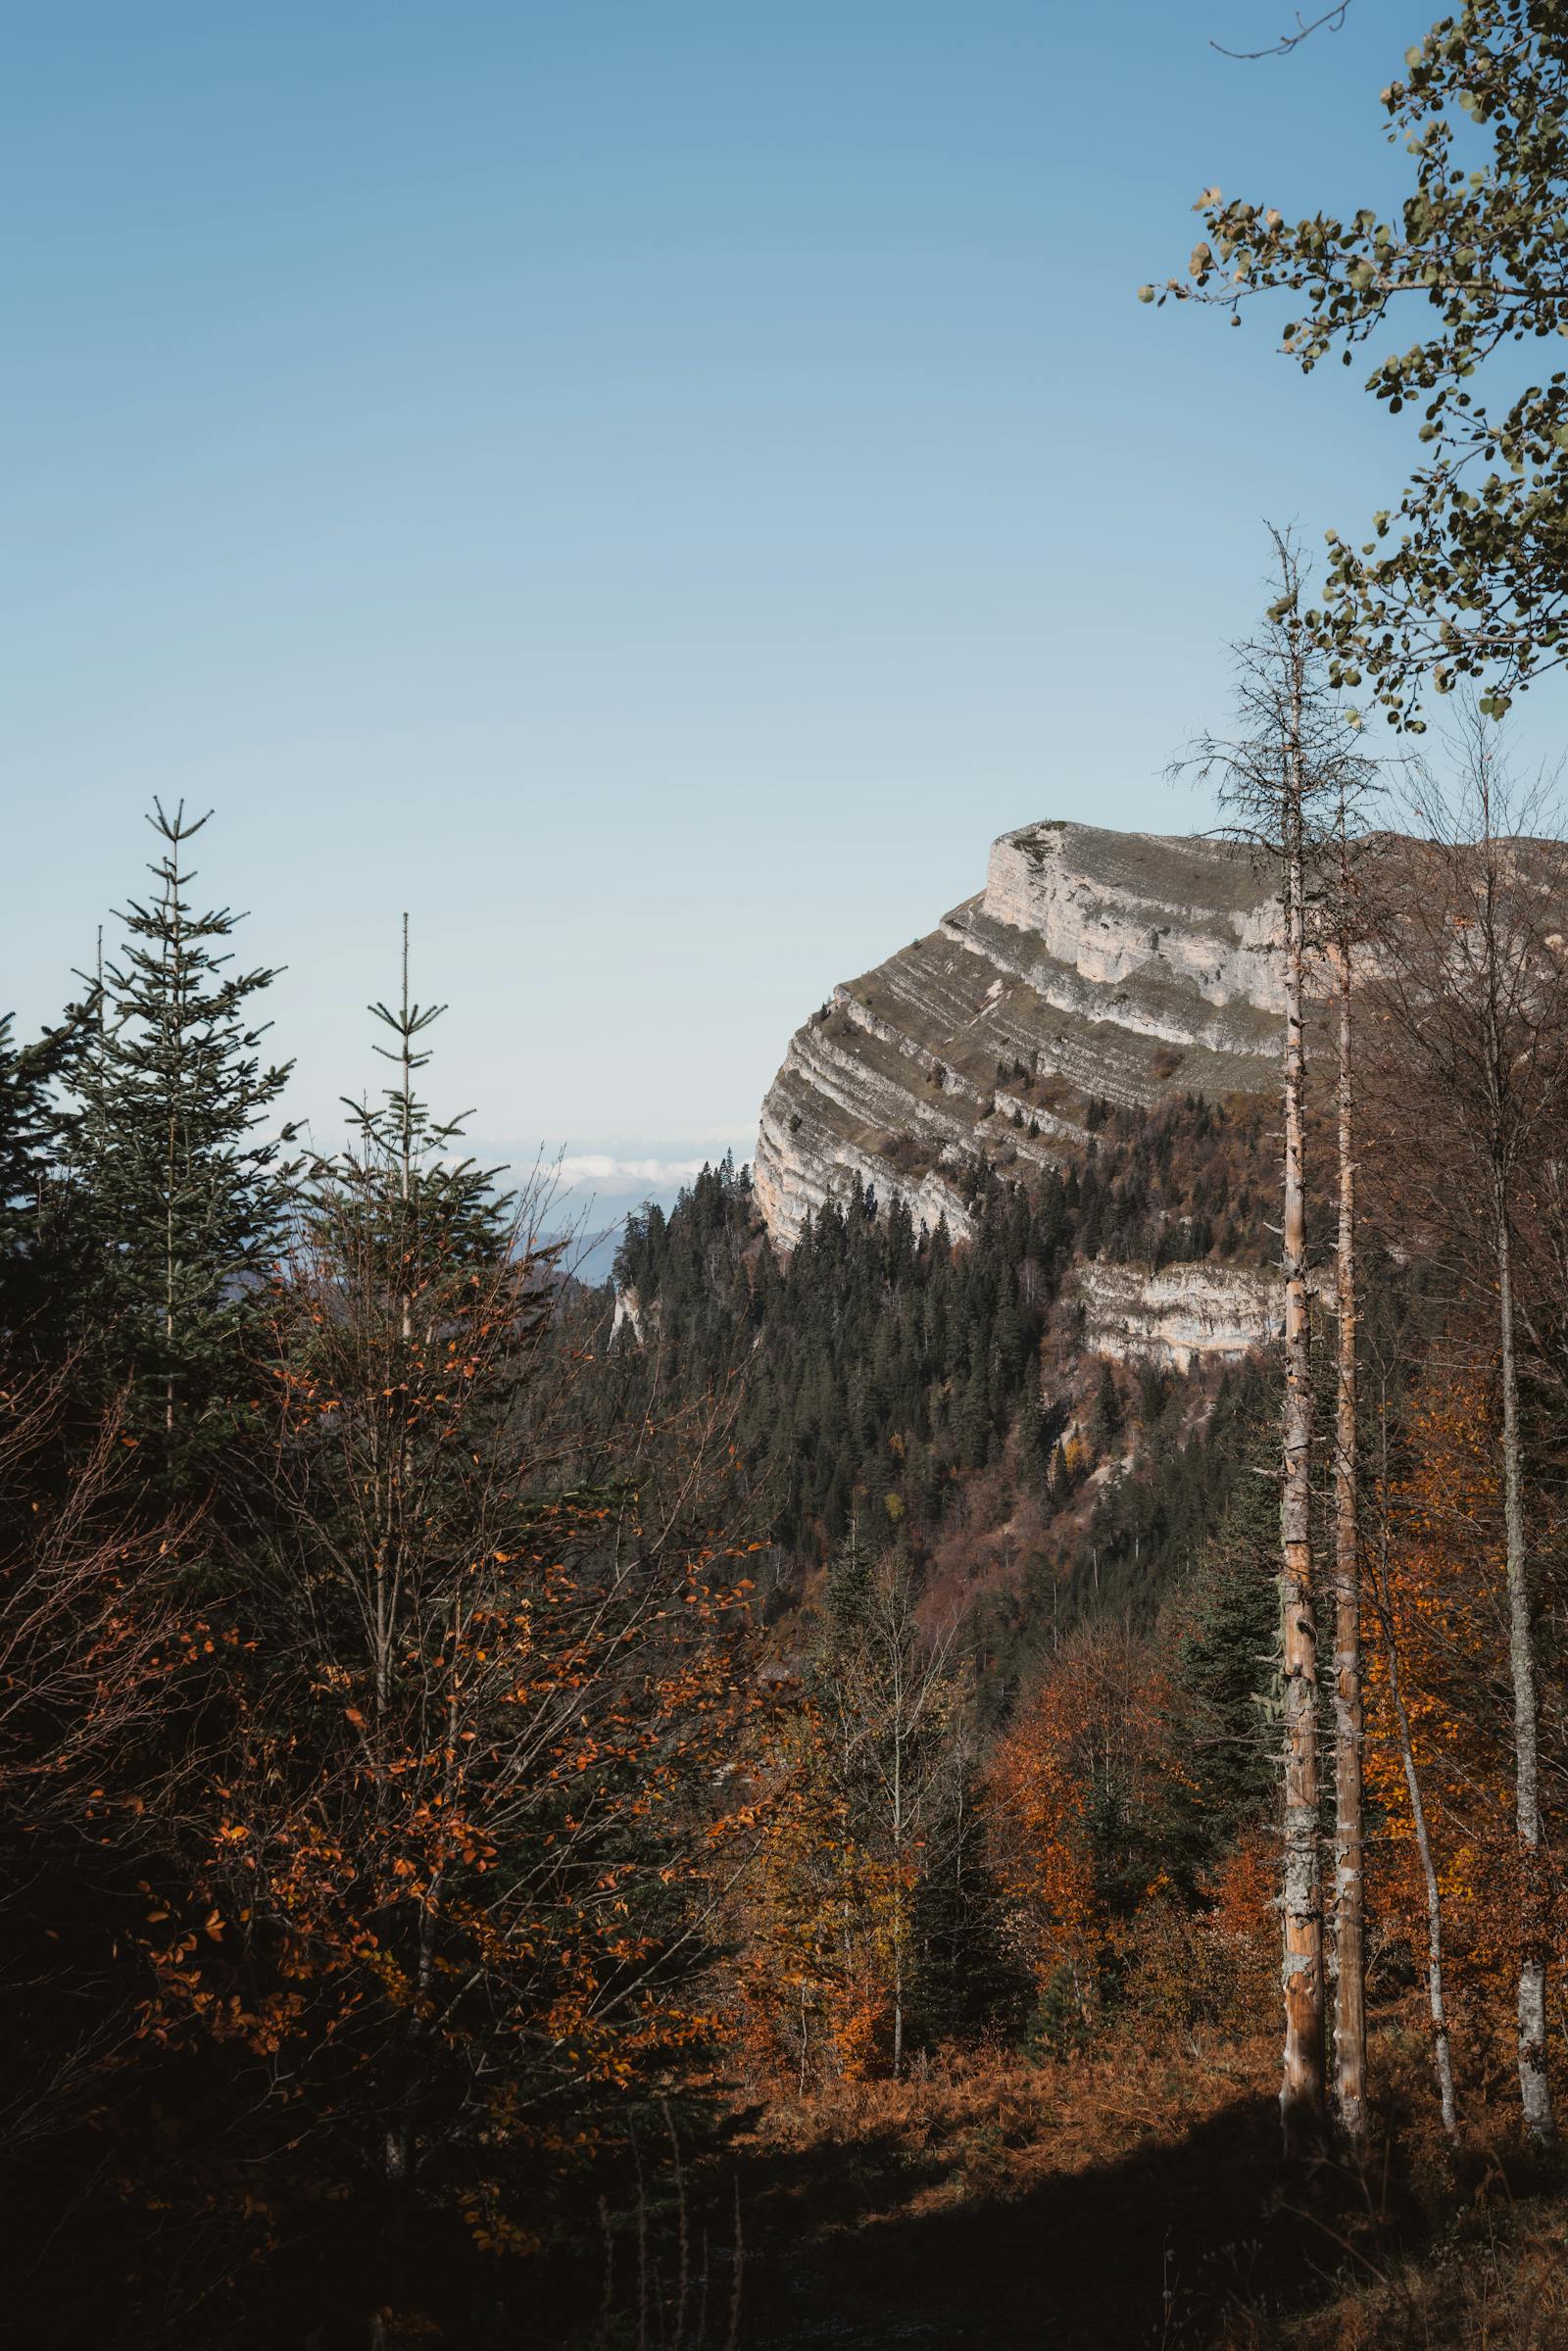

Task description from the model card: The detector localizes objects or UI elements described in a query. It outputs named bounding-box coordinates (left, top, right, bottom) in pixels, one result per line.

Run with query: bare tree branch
left=1212, top=2, right=1352, bottom=61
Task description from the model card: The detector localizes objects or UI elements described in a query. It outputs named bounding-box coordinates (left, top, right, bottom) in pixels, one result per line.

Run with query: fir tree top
left=65, top=799, right=297, bottom=1483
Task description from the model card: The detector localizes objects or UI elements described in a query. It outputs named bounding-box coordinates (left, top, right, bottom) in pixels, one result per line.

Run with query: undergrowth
left=728, top=2021, right=1568, bottom=2348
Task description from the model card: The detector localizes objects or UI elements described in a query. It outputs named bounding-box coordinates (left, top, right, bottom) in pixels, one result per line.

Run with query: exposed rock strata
left=1071, top=1261, right=1280, bottom=1372
left=756, top=819, right=1282, bottom=1252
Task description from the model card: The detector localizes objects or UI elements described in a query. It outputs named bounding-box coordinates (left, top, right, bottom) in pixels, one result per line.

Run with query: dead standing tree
left=1313, top=787, right=1381, bottom=2141
left=1177, top=527, right=1376, bottom=2149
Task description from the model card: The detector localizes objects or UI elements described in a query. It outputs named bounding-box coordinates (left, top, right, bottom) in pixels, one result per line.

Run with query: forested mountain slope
left=608, top=1106, right=1281, bottom=1692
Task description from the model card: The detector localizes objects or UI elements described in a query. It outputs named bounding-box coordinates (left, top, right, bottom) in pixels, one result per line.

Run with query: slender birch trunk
left=1368, top=1409, right=1457, bottom=2135
left=398, top=913, right=415, bottom=1349
left=1391, top=1646, right=1458, bottom=2138
left=1280, top=717, right=1325, bottom=2149
left=1467, top=780, right=1558, bottom=2150
left=1330, top=940, right=1366, bottom=2138
left=1495, top=1197, right=1555, bottom=2144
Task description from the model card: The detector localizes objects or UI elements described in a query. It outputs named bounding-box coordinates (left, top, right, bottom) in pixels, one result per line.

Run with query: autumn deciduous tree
left=1359, top=1347, right=1568, bottom=2139
left=1367, top=728, right=1568, bottom=2142
left=735, top=1538, right=974, bottom=2086
left=732, top=1695, right=891, bottom=2088
left=987, top=1623, right=1185, bottom=2042
left=1156, top=2, right=1568, bottom=729
left=0, top=1373, right=193, bottom=2340
left=814, top=1543, right=966, bottom=2078
left=125, top=950, right=759, bottom=2343
left=1362, top=1365, right=1488, bottom=2137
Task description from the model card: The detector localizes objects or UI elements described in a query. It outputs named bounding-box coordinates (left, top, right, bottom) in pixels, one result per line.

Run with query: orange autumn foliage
left=986, top=1627, right=1179, bottom=2006
left=727, top=1698, right=899, bottom=2087
left=116, top=1144, right=763, bottom=2323
left=1364, top=1369, right=1562, bottom=2028
left=985, top=1617, right=1277, bottom=2042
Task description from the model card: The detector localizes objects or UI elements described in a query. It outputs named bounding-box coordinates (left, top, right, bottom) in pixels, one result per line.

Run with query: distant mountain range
left=473, top=1139, right=753, bottom=1284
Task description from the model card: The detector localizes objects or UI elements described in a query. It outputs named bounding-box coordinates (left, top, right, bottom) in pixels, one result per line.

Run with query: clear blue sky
left=5, top=1, right=1563, bottom=1197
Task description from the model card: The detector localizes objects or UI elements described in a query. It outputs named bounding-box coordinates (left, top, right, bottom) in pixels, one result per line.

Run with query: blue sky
left=5, top=1, right=1564, bottom=1212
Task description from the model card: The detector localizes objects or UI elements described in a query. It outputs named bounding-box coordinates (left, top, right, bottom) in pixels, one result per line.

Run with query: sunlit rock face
left=755, top=819, right=1281, bottom=1254
left=977, top=821, right=1283, bottom=1027
left=1070, top=1260, right=1281, bottom=1372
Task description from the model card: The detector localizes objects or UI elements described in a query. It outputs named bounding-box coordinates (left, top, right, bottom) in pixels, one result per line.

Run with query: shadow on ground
left=737, top=2089, right=1402, bottom=2349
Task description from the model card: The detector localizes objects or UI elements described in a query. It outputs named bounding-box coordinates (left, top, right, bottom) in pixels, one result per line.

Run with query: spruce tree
left=66, top=802, right=296, bottom=1490
left=329, top=913, right=512, bottom=1273
left=1091, top=1364, right=1124, bottom=1454
left=0, top=1005, right=87, bottom=1349
left=824, top=1520, right=875, bottom=1644
left=1173, top=1456, right=1281, bottom=1865
left=956, top=1355, right=992, bottom=1469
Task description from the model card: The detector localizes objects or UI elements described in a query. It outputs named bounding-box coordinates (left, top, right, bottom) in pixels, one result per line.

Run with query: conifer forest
left=19, top=4, right=1568, bottom=2347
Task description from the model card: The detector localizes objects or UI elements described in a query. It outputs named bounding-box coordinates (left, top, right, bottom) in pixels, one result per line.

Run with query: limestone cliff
left=756, top=819, right=1282, bottom=1264
left=1069, top=1261, right=1280, bottom=1373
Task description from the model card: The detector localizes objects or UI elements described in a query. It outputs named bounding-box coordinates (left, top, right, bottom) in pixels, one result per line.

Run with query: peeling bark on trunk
left=1330, top=947, right=1366, bottom=2140
left=1190, top=536, right=1371, bottom=2152
left=1279, top=747, right=1325, bottom=2151
left=1496, top=1202, right=1556, bottom=2146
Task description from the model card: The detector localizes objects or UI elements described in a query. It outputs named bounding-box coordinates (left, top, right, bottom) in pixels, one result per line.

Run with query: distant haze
left=476, top=1138, right=753, bottom=1287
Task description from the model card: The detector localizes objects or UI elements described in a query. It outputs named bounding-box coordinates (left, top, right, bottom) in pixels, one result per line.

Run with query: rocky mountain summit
left=756, top=818, right=1282, bottom=1256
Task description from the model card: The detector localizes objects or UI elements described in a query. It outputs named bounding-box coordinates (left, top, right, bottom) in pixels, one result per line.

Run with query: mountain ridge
left=755, top=818, right=1283, bottom=1258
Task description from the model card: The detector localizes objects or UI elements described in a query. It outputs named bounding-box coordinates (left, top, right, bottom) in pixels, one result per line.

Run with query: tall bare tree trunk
left=891, top=1690, right=906, bottom=2082
left=398, top=912, right=415, bottom=1348
left=1368, top=1404, right=1457, bottom=2136
left=1280, top=736, right=1325, bottom=2148
left=1468, top=766, right=1557, bottom=2151
left=1391, top=1659, right=1458, bottom=2139
left=1184, top=533, right=1372, bottom=2149
left=1495, top=1198, right=1555, bottom=2145
left=1330, top=943, right=1366, bottom=2138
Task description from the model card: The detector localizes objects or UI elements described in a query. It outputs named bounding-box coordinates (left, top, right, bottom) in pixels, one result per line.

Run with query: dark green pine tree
left=1014, top=1378, right=1063, bottom=1487
left=324, top=913, right=515, bottom=1280
left=823, top=1518, right=875, bottom=1645
left=1170, top=1436, right=1281, bottom=1867
left=65, top=802, right=296, bottom=1491
left=955, top=1353, right=993, bottom=1470
left=0, top=1004, right=90, bottom=1350
left=1090, top=1363, right=1124, bottom=1454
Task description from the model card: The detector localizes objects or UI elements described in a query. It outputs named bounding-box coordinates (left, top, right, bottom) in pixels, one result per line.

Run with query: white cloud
left=557, top=1153, right=724, bottom=1189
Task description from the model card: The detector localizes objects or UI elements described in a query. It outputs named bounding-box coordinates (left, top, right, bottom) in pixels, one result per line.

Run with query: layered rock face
left=755, top=819, right=1282, bottom=1257
left=1070, top=1261, right=1280, bottom=1373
